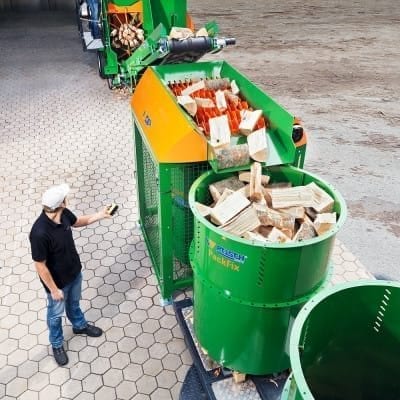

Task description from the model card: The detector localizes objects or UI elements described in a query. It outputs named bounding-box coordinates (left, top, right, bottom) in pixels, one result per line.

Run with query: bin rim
left=288, top=279, right=400, bottom=399
left=188, top=165, right=347, bottom=249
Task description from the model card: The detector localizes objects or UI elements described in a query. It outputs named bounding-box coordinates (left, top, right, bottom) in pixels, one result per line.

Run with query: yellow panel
left=108, top=2, right=142, bottom=14
left=131, top=68, right=207, bottom=163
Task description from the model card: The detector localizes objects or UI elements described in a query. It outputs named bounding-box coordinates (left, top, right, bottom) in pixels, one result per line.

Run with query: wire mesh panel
left=170, top=162, right=209, bottom=281
left=134, top=125, right=209, bottom=299
left=135, top=129, right=161, bottom=277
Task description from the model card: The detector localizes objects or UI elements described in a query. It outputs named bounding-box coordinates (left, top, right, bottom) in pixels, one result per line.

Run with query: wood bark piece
left=277, top=206, right=305, bottom=219
left=233, top=372, right=246, bottom=384
left=177, top=95, right=197, bottom=116
left=305, top=207, right=318, bottom=221
left=181, top=80, right=205, bottom=96
left=271, top=186, right=314, bottom=209
left=230, top=80, right=240, bottom=95
left=243, top=231, right=269, bottom=243
left=258, top=225, right=273, bottom=238
left=307, top=182, right=335, bottom=213
left=249, top=162, right=263, bottom=202
left=247, top=127, right=268, bottom=162
left=215, top=188, right=234, bottom=207
left=254, top=204, right=296, bottom=232
left=195, top=27, right=209, bottom=37
left=313, top=212, right=337, bottom=236
left=194, top=97, right=215, bottom=108
left=239, top=171, right=270, bottom=186
left=169, top=26, right=194, bottom=40
left=224, top=90, right=240, bottom=106
left=204, top=78, right=230, bottom=90
left=236, top=184, right=250, bottom=198
left=214, top=144, right=250, bottom=170
left=220, top=206, right=260, bottom=236
left=267, top=227, right=292, bottom=243
left=210, top=191, right=251, bottom=226
left=194, top=202, right=212, bottom=218
left=209, top=184, right=221, bottom=202
left=239, top=110, right=263, bottom=135
left=209, top=115, right=231, bottom=148
left=293, top=216, right=317, bottom=241
left=215, top=90, right=227, bottom=111
left=211, top=176, right=245, bottom=194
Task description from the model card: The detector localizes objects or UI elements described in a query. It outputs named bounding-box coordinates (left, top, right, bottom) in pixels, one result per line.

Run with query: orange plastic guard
left=108, top=1, right=142, bottom=14
left=131, top=68, right=207, bottom=163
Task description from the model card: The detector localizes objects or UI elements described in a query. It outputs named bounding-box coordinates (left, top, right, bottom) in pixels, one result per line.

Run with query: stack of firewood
left=195, top=162, right=337, bottom=243
left=169, top=78, right=268, bottom=170
left=110, top=15, right=144, bottom=51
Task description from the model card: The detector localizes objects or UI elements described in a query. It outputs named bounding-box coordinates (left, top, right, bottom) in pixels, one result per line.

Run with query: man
left=87, top=0, right=101, bottom=39
left=29, top=183, right=113, bottom=366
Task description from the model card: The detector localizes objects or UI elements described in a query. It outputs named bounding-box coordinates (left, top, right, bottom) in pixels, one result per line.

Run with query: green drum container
left=282, top=280, right=400, bottom=400
left=188, top=165, right=346, bottom=375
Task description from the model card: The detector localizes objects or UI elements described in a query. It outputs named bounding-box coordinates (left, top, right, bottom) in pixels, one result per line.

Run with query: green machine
left=76, top=0, right=235, bottom=88
left=282, top=280, right=400, bottom=400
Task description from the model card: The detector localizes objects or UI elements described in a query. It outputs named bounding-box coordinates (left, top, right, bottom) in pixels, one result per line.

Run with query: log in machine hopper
left=75, top=0, right=235, bottom=88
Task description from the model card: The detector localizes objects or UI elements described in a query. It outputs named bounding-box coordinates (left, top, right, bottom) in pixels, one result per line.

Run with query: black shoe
left=73, top=323, right=103, bottom=337
left=53, top=346, right=69, bottom=366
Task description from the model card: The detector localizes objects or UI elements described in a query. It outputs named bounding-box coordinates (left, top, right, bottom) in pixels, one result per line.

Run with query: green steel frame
left=98, top=0, right=195, bottom=87
left=134, top=124, right=210, bottom=302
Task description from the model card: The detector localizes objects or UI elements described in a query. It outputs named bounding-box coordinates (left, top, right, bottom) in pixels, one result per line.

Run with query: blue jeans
left=87, top=0, right=100, bottom=38
left=46, top=273, right=87, bottom=348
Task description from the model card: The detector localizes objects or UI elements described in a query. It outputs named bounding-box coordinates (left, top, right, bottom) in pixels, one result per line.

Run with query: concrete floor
left=0, top=7, right=383, bottom=400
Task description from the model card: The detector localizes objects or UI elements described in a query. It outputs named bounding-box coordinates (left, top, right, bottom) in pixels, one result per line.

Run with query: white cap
left=42, top=184, right=70, bottom=210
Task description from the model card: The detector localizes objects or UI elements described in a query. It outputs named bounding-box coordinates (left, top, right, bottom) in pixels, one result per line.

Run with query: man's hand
left=73, top=206, right=112, bottom=227
left=51, top=288, right=64, bottom=301
left=100, top=206, right=112, bottom=219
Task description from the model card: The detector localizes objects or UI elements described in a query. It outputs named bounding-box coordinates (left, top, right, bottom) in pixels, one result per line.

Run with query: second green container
left=189, top=165, right=347, bottom=375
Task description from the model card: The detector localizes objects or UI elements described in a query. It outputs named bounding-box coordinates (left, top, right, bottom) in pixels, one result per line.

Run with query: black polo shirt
left=29, top=208, right=82, bottom=292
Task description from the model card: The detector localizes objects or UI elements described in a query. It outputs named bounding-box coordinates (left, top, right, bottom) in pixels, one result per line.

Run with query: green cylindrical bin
left=282, top=280, right=400, bottom=400
left=188, top=165, right=347, bottom=375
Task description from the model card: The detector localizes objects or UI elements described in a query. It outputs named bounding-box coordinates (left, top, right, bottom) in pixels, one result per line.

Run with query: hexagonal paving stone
left=103, top=368, right=123, bottom=387
left=28, top=372, right=49, bottom=391
left=136, top=375, right=157, bottom=395
left=91, top=356, right=111, bottom=374
left=0, top=339, right=18, bottom=356
left=94, top=386, right=116, bottom=400
left=61, top=379, right=83, bottom=399
left=130, top=347, right=149, bottom=364
left=82, top=373, right=103, bottom=393
left=116, top=380, right=137, bottom=400
left=39, top=384, right=61, bottom=399
left=150, top=388, right=172, bottom=400
left=136, top=333, right=155, bottom=349
left=68, top=335, right=87, bottom=352
left=49, top=367, right=70, bottom=386
left=106, top=326, right=125, bottom=342
left=143, top=358, right=163, bottom=377
left=6, top=377, right=28, bottom=398
left=8, top=348, right=28, bottom=366
left=69, top=362, right=91, bottom=381
left=98, top=341, right=118, bottom=358
left=1, top=365, right=17, bottom=384
left=162, top=353, right=182, bottom=371
left=156, top=370, right=177, bottom=389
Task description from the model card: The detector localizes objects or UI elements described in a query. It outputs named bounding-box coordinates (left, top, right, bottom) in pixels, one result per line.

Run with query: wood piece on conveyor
left=209, top=115, right=231, bottom=148
left=213, top=144, right=250, bottom=170
left=239, top=110, right=263, bottom=135
left=177, top=95, right=197, bottom=116
left=247, top=127, right=268, bottom=162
